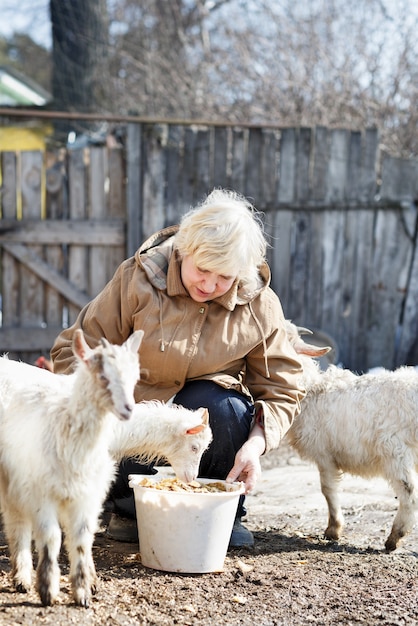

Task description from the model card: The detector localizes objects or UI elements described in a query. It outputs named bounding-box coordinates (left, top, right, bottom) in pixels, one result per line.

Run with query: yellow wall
left=0, top=126, right=53, bottom=218
left=0, top=125, right=52, bottom=151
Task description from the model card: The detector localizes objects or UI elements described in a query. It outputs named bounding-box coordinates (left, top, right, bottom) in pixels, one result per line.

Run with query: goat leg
left=66, top=518, right=98, bottom=608
left=319, top=465, right=345, bottom=540
left=385, top=472, right=417, bottom=552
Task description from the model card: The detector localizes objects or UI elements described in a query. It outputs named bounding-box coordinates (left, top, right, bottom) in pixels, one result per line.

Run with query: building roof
left=0, top=65, right=52, bottom=107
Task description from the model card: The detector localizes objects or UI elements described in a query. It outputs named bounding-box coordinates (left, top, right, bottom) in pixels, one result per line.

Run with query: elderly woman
left=51, top=188, right=305, bottom=548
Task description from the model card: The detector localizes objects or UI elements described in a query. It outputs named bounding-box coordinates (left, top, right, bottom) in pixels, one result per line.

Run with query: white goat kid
left=285, top=320, right=418, bottom=552
left=110, top=401, right=212, bottom=482
left=0, top=329, right=143, bottom=607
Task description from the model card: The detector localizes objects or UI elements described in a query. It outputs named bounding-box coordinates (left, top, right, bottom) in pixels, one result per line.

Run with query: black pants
left=109, top=380, right=254, bottom=519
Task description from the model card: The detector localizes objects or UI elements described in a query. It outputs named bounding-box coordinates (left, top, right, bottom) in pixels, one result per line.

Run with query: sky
left=0, top=0, right=51, bottom=48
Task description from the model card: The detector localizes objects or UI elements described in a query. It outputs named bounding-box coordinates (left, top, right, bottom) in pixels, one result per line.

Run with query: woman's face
left=181, top=255, right=236, bottom=302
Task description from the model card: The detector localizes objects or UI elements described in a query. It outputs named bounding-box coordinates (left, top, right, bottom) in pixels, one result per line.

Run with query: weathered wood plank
left=229, top=128, right=246, bottom=191
left=1, top=151, right=18, bottom=216
left=305, top=211, right=326, bottom=328
left=107, top=146, right=126, bottom=273
left=0, top=219, right=125, bottom=244
left=347, top=131, right=362, bottom=204
left=1, top=152, right=20, bottom=357
left=45, top=160, right=65, bottom=342
left=319, top=210, right=346, bottom=334
left=325, top=129, right=350, bottom=203
left=181, top=127, right=197, bottom=210
left=396, top=207, right=418, bottom=366
left=245, top=127, right=262, bottom=202
left=295, top=128, right=311, bottom=203
left=108, top=147, right=124, bottom=219
left=277, top=129, right=296, bottom=204
left=379, top=154, right=418, bottom=203
left=89, top=147, right=107, bottom=216
left=20, top=151, right=44, bottom=216
left=194, top=128, right=211, bottom=200
left=367, top=208, right=413, bottom=369
left=142, top=124, right=168, bottom=240
left=68, top=148, right=89, bottom=324
left=20, top=151, right=44, bottom=363
left=1, top=242, right=90, bottom=309
left=45, top=153, right=67, bottom=217
left=342, top=210, right=374, bottom=371
left=165, top=125, right=183, bottom=225
left=89, top=147, right=111, bottom=295
left=311, top=126, right=329, bottom=203
left=261, top=129, right=279, bottom=209
left=337, top=210, right=361, bottom=368
left=213, top=126, right=229, bottom=190
left=361, top=128, right=379, bottom=203
left=126, top=122, right=143, bottom=255
left=267, top=209, right=293, bottom=311
left=0, top=327, right=63, bottom=352
left=1, top=245, right=20, bottom=342
left=286, top=211, right=310, bottom=322
left=68, top=148, right=87, bottom=217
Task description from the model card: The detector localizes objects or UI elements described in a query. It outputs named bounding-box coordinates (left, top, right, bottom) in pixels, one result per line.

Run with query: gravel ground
left=1, top=444, right=417, bottom=625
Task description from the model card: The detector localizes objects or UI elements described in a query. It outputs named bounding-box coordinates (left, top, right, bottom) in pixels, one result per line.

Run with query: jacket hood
left=134, top=225, right=271, bottom=308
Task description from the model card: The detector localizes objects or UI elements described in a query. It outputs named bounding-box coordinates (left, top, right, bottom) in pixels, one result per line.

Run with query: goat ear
left=126, top=330, right=144, bottom=354
left=186, top=423, right=205, bottom=435
left=200, top=408, right=209, bottom=426
left=73, top=329, right=93, bottom=361
left=186, top=408, right=209, bottom=434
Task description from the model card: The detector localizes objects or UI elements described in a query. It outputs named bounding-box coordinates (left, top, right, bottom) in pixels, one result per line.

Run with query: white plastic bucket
left=129, top=474, right=244, bottom=573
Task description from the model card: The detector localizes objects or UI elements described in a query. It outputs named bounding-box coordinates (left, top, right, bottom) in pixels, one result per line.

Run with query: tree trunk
left=50, top=0, right=108, bottom=136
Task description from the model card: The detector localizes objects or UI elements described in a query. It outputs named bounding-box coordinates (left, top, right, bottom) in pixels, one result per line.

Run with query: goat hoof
left=384, top=538, right=398, bottom=552
left=37, top=582, right=59, bottom=606
left=324, top=530, right=340, bottom=541
left=75, top=596, right=90, bottom=609
left=78, top=599, right=90, bottom=609
left=74, top=589, right=91, bottom=608
left=15, top=582, right=30, bottom=594
left=40, top=592, right=55, bottom=607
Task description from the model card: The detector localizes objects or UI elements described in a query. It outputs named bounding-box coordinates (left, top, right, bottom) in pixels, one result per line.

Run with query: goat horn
left=296, top=326, right=313, bottom=335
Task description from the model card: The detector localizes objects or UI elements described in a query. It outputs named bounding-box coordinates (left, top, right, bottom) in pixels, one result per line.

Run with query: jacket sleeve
left=51, top=258, right=138, bottom=374
left=245, top=295, right=306, bottom=453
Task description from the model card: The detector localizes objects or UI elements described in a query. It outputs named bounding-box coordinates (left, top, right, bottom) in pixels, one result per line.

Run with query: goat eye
left=191, top=445, right=198, bottom=453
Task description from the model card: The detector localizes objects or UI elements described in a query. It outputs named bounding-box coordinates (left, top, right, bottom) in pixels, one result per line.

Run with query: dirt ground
left=1, top=444, right=417, bottom=626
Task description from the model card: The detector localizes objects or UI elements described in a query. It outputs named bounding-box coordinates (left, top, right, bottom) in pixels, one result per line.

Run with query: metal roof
left=0, top=65, right=51, bottom=106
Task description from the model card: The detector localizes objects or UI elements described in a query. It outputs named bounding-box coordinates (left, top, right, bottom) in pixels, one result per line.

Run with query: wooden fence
left=1, top=120, right=418, bottom=372
left=0, top=145, right=126, bottom=364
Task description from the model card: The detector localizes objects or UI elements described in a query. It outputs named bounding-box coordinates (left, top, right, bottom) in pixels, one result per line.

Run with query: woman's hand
left=226, top=423, right=265, bottom=493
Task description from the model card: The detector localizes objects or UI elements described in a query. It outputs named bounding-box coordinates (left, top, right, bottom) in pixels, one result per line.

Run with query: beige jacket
left=51, top=226, right=306, bottom=452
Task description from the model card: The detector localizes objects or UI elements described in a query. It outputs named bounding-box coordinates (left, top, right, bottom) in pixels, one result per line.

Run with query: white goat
left=110, top=401, right=212, bottom=483
left=0, top=329, right=143, bottom=607
left=285, top=320, right=418, bottom=552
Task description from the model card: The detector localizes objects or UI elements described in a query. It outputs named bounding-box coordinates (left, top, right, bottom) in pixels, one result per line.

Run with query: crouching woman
left=51, top=188, right=306, bottom=548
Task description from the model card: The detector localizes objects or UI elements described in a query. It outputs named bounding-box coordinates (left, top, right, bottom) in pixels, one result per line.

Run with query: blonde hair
left=174, top=189, right=267, bottom=288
